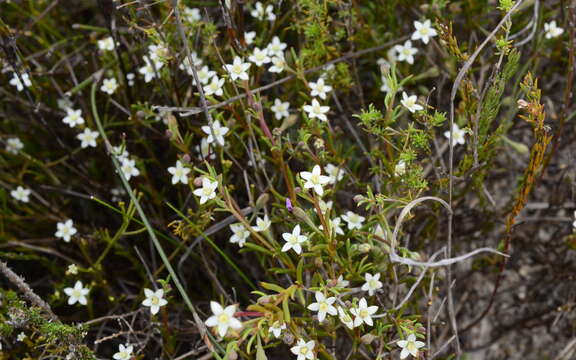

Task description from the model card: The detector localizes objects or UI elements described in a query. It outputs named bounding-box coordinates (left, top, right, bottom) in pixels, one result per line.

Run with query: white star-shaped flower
left=269, top=56, right=287, bottom=73
left=307, top=291, right=337, bottom=322
left=395, top=160, right=406, bottom=176
left=6, top=137, right=24, bottom=154
left=112, top=145, right=129, bottom=160
left=55, top=219, right=77, bottom=242
left=269, top=321, right=286, bottom=338
left=229, top=223, right=250, bottom=247
left=300, top=165, right=331, bottom=196
left=224, top=56, right=251, bottom=81
left=337, top=306, right=355, bottom=329
left=203, top=75, right=225, bottom=97
left=100, top=78, right=119, bottom=95
left=266, top=36, right=287, bottom=57
left=400, top=92, right=423, bottom=113
left=411, top=19, right=437, bottom=44
left=544, top=21, right=564, bottom=39
left=148, top=44, right=169, bottom=63
left=120, top=158, right=140, bottom=181
left=205, top=301, right=242, bottom=337
left=62, top=108, right=85, bottom=128
left=9, top=73, right=31, bottom=92
left=113, top=344, right=134, bottom=360
left=184, top=7, right=202, bottom=23
left=336, top=275, right=349, bottom=288
left=361, top=272, right=382, bottom=296
left=167, top=160, right=191, bottom=185
left=319, top=216, right=344, bottom=236
left=309, top=78, right=332, bottom=100
left=194, top=65, right=216, bottom=85
left=253, top=215, right=271, bottom=232
left=443, top=123, right=466, bottom=146
left=193, top=177, right=218, bottom=205
left=196, top=137, right=216, bottom=160
left=245, top=31, right=256, bottom=45
left=11, top=186, right=31, bottom=203
left=201, top=120, right=229, bottom=146
left=397, top=334, right=425, bottom=359
left=77, top=128, right=99, bottom=149
left=303, top=99, right=330, bottom=122
left=179, top=52, right=203, bottom=74
left=281, top=224, right=308, bottom=254
left=290, top=339, right=315, bottom=360
left=97, top=37, right=116, bottom=51
left=341, top=211, right=365, bottom=230
left=249, top=47, right=271, bottom=66
left=16, top=332, right=26, bottom=342
left=251, top=2, right=276, bottom=22
left=271, top=98, right=290, bottom=120
left=318, top=200, right=333, bottom=214
left=139, top=58, right=164, bottom=83
left=324, top=163, right=343, bottom=184
left=142, top=288, right=168, bottom=315
left=64, top=280, right=90, bottom=305
left=394, top=40, right=418, bottom=65
left=350, top=298, right=378, bottom=327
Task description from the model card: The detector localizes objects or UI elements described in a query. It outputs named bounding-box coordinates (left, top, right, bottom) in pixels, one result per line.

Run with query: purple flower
left=286, top=198, right=293, bottom=212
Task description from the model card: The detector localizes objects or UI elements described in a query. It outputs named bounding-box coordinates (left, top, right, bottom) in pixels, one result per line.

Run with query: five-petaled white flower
left=281, top=224, right=308, bottom=254
left=544, top=21, right=564, bottom=39
left=401, top=92, right=423, bottom=113
left=411, top=19, right=437, bottom=44
left=249, top=47, right=271, bottom=67
left=203, top=75, right=225, bottom=97
left=245, top=31, right=256, bottom=45
left=120, top=158, right=140, bottom=181
left=341, top=211, right=365, bottom=230
left=205, top=301, right=242, bottom=337
left=168, top=160, right=191, bottom=185
left=303, top=99, right=330, bottom=122
left=319, top=216, right=344, bottom=236
left=269, top=321, right=286, bottom=338
left=148, top=44, right=169, bottom=63
left=55, top=219, right=77, bottom=242
left=11, top=186, right=31, bottom=203
left=338, top=306, right=355, bottom=329
left=62, top=108, right=85, bottom=128
left=100, top=78, right=119, bottom=95
left=77, top=128, right=99, bottom=148
left=64, top=280, right=90, bottom=305
left=97, top=37, right=116, bottom=51
left=229, top=223, right=250, bottom=247
left=193, top=177, right=218, bottom=204
left=224, top=56, right=251, bottom=81
left=113, top=344, right=134, bottom=360
left=324, top=163, right=344, bottom=184
left=443, top=123, right=466, bottom=147
left=271, top=98, right=290, bottom=119
left=300, top=165, right=331, bottom=196
left=269, top=56, right=287, bottom=73
left=142, top=288, right=168, bottom=315
left=6, top=137, right=24, bottom=154
left=267, top=36, right=287, bottom=57
left=361, top=272, right=383, bottom=296
left=394, top=40, right=418, bottom=65
left=350, top=297, right=378, bottom=327
left=319, top=199, right=333, bottom=214
left=307, top=291, right=337, bottom=322
left=179, top=52, right=203, bottom=74
left=397, top=334, right=425, bottom=359
left=395, top=160, right=407, bottom=176
left=290, top=339, right=315, bottom=360
left=139, top=58, right=164, bottom=83
left=201, top=120, right=229, bottom=146
left=184, top=7, right=202, bottom=23
left=193, top=65, right=216, bottom=85
left=9, top=73, right=31, bottom=92
left=253, top=215, right=271, bottom=232
left=336, top=274, right=350, bottom=288
left=16, top=332, right=26, bottom=342
left=251, top=2, right=276, bottom=22
left=309, top=78, right=333, bottom=100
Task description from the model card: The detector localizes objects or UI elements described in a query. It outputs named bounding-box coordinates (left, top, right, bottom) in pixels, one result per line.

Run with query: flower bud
left=359, top=243, right=371, bottom=253
left=361, top=333, right=377, bottom=345
left=353, top=194, right=365, bottom=203
left=283, top=332, right=295, bottom=345
left=256, top=193, right=270, bottom=209
left=193, top=177, right=204, bottom=187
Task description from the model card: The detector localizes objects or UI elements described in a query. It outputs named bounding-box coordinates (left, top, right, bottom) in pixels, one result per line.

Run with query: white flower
left=66, top=264, right=79, bottom=275
left=307, top=291, right=337, bottom=322
left=205, top=301, right=242, bottom=337
left=6, top=137, right=24, bottom=154
left=195, top=65, right=216, bottom=85
left=395, top=160, right=406, bottom=176
left=319, top=216, right=344, bottom=236
left=251, top=2, right=276, bottom=22
left=224, top=56, right=251, bottom=81
left=97, top=37, right=116, bottom=51
left=16, top=332, right=26, bottom=342
left=11, top=186, right=31, bottom=203
left=120, top=158, right=140, bottom=181
left=55, top=219, right=77, bottom=242
left=100, top=78, right=119, bottom=95
left=336, top=275, right=349, bottom=288
left=266, top=36, right=287, bottom=57
left=249, top=47, right=271, bottom=66
left=401, top=92, right=423, bottom=113
left=324, top=163, right=343, bottom=184
left=380, top=75, right=391, bottom=93
left=62, top=108, right=85, bottom=128
left=184, top=7, right=202, bottom=23
left=179, top=52, right=203, bottom=74
left=361, top=272, right=382, bottom=296
left=341, top=211, right=365, bottom=230
left=350, top=298, right=378, bottom=327
left=397, top=334, right=425, bottom=359
left=573, top=210, right=576, bottom=229
left=271, top=98, right=290, bottom=120
left=64, top=280, right=90, bottom=305
left=113, top=344, right=134, bottom=360
left=77, top=128, right=99, bottom=148
left=303, top=99, right=330, bottom=122
left=112, top=145, right=129, bottom=160
left=394, top=40, right=418, bottom=65
left=443, top=123, right=466, bottom=146
left=139, top=58, right=164, bottom=83
left=318, top=200, right=333, bottom=214
left=281, top=224, right=308, bottom=254
left=253, top=215, right=271, bottom=232
left=300, top=165, right=331, bottom=196
left=148, top=44, right=169, bottom=63
left=203, top=75, right=225, bottom=97
left=544, top=21, right=564, bottom=39
left=244, top=31, right=256, bottom=45
left=193, top=177, right=218, bottom=204
left=142, top=288, right=168, bottom=315
left=411, top=19, right=437, bottom=44
left=126, top=73, right=135, bottom=86
left=9, top=73, right=31, bottom=92
left=290, top=339, right=315, bottom=360
left=269, top=321, right=286, bottom=338
left=309, top=78, right=332, bottom=100
left=229, top=223, right=250, bottom=247
left=201, top=120, right=229, bottom=146
left=337, top=306, right=355, bottom=329
left=268, top=56, right=287, bottom=73
left=167, top=160, right=191, bottom=185
left=196, top=137, right=215, bottom=160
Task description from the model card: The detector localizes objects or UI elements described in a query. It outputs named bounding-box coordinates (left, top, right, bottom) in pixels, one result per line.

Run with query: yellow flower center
left=299, top=347, right=309, bottom=355
left=218, top=313, right=230, bottom=324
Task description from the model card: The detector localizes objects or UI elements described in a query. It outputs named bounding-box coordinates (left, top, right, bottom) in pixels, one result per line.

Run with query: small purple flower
left=286, top=198, right=293, bottom=212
